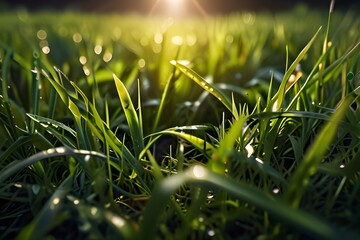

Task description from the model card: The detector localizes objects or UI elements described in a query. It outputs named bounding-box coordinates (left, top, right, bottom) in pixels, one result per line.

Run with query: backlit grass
left=0, top=4, right=360, bottom=239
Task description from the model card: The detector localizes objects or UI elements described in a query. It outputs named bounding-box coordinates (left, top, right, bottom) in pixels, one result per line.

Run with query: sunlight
left=148, top=0, right=208, bottom=18
left=166, top=0, right=184, bottom=7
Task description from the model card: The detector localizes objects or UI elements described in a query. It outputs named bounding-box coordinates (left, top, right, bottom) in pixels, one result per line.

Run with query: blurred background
left=0, top=0, right=358, bottom=15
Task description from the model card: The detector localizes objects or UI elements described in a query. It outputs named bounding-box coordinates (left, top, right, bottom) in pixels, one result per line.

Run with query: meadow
left=0, top=4, right=360, bottom=239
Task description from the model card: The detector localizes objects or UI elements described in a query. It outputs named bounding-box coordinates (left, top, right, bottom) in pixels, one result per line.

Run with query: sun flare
left=166, top=0, right=185, bottom=4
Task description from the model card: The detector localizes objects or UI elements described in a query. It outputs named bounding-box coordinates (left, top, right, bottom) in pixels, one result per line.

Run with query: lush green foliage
left=1, top=5, right=360, bottom=239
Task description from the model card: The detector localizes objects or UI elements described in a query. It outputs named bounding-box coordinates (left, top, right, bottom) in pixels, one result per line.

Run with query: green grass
left=1, top=3, right=360, bottom=239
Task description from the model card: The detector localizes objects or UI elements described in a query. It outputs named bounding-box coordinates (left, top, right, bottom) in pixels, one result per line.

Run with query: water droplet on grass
left=47, top=148, right=56, bottom=154
left=208, top=229, right=216, bottom=237
left=111, top=215, right=125, bottom=228
left=207, top=191, right=214, bottom=199
left=79, top=56, right=87, bottom=65
left=52, top=197, right=60, bottom=205
left=192, top=165, right=206, bottom=178
left=272, top=188, right=280, bottom=194
left=103, top=52, right=113, bottom=62
left=91, top=207, right=98, bottom=216
left=94, top=45, right=102, bottom=55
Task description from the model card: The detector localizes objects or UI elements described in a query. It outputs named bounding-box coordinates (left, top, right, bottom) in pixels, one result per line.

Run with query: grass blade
left=269, top=27, right=322, bottom=112
left=170, top=60, right=232, bottom=111
left=0, top=146, right=108, bottom=183
left=140, top=165, right=358, bottom=240
left=113, top=74, right=144, bottom=158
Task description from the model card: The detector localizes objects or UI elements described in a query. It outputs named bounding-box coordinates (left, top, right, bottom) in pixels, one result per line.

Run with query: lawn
left=0, top=3, right=360, bottom=239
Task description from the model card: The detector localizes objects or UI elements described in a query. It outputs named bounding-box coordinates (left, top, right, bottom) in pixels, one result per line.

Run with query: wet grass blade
left=157, top=127, right=215, bottom=156
left=170, top=60, right=232, bottom=111
left=209, top=114, right=248, bottom=174
left=0, top=146, right=108, bottom=183
left=140, top=165, right=358, bottom=240
left=113, top=74, right=144, bottom=158
left=269, top=27, right=322, bottom=112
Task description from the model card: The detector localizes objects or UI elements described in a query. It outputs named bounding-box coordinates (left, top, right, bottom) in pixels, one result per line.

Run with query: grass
left=1, top=3, right=360, bottom=239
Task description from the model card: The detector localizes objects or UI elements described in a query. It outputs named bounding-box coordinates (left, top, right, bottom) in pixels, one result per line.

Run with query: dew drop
left=52, top=197, right=60, bottom=205
left=192, top=165, right=206, bottom=178
left=111, top=215, right=125, bottom=228
left=272, top=188, right=280, bottom=194
left=207, top=191, right=214, bottom=199
left=79, top=56, right=87, bottom=65
left=91, top=207, right=98, bottom=216
left=138, top=59, right=146, bottom=68
left=103, top=52, right=113, bottom=62
left=41, top=46, right=50, bottom=54
left=56, top=147, right=66, bottom=154
left=208, top=229, right=216, bottom=237
left=94, top=45, right=102, bottom=55
left=83, top=66, right=90, bottom=76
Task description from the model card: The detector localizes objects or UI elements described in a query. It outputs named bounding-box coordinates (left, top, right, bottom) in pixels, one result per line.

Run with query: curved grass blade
left=170, top=60, right=232, bottom=111
left=269, top=27, right=322, bottom=112
left=155, top=128, right=215, bottom=156
left=251, top=110, right=360, bottom=133
left=113, top=74, right=144, bottom=158
left=140, top=165, right=358, bottom=240
left=27, top=113, right=77, bottom=137
left=0, top=146, right=109, bottom=183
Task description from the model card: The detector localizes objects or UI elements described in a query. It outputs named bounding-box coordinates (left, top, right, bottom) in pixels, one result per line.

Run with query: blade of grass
left=170, top=60, right=232, bottom=111
left=152, top=73, right=175, bottom=133
left=140, top=165, right=359, bottom=240
left=113, top=74, right=144, bottom=158
left=0, top=146, right=109, bottom=183
left=155, top=126, right=215, bottom=156
left=269, top=27, right=322, bottom=112
left=209, top=114, right=248, bottom=174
